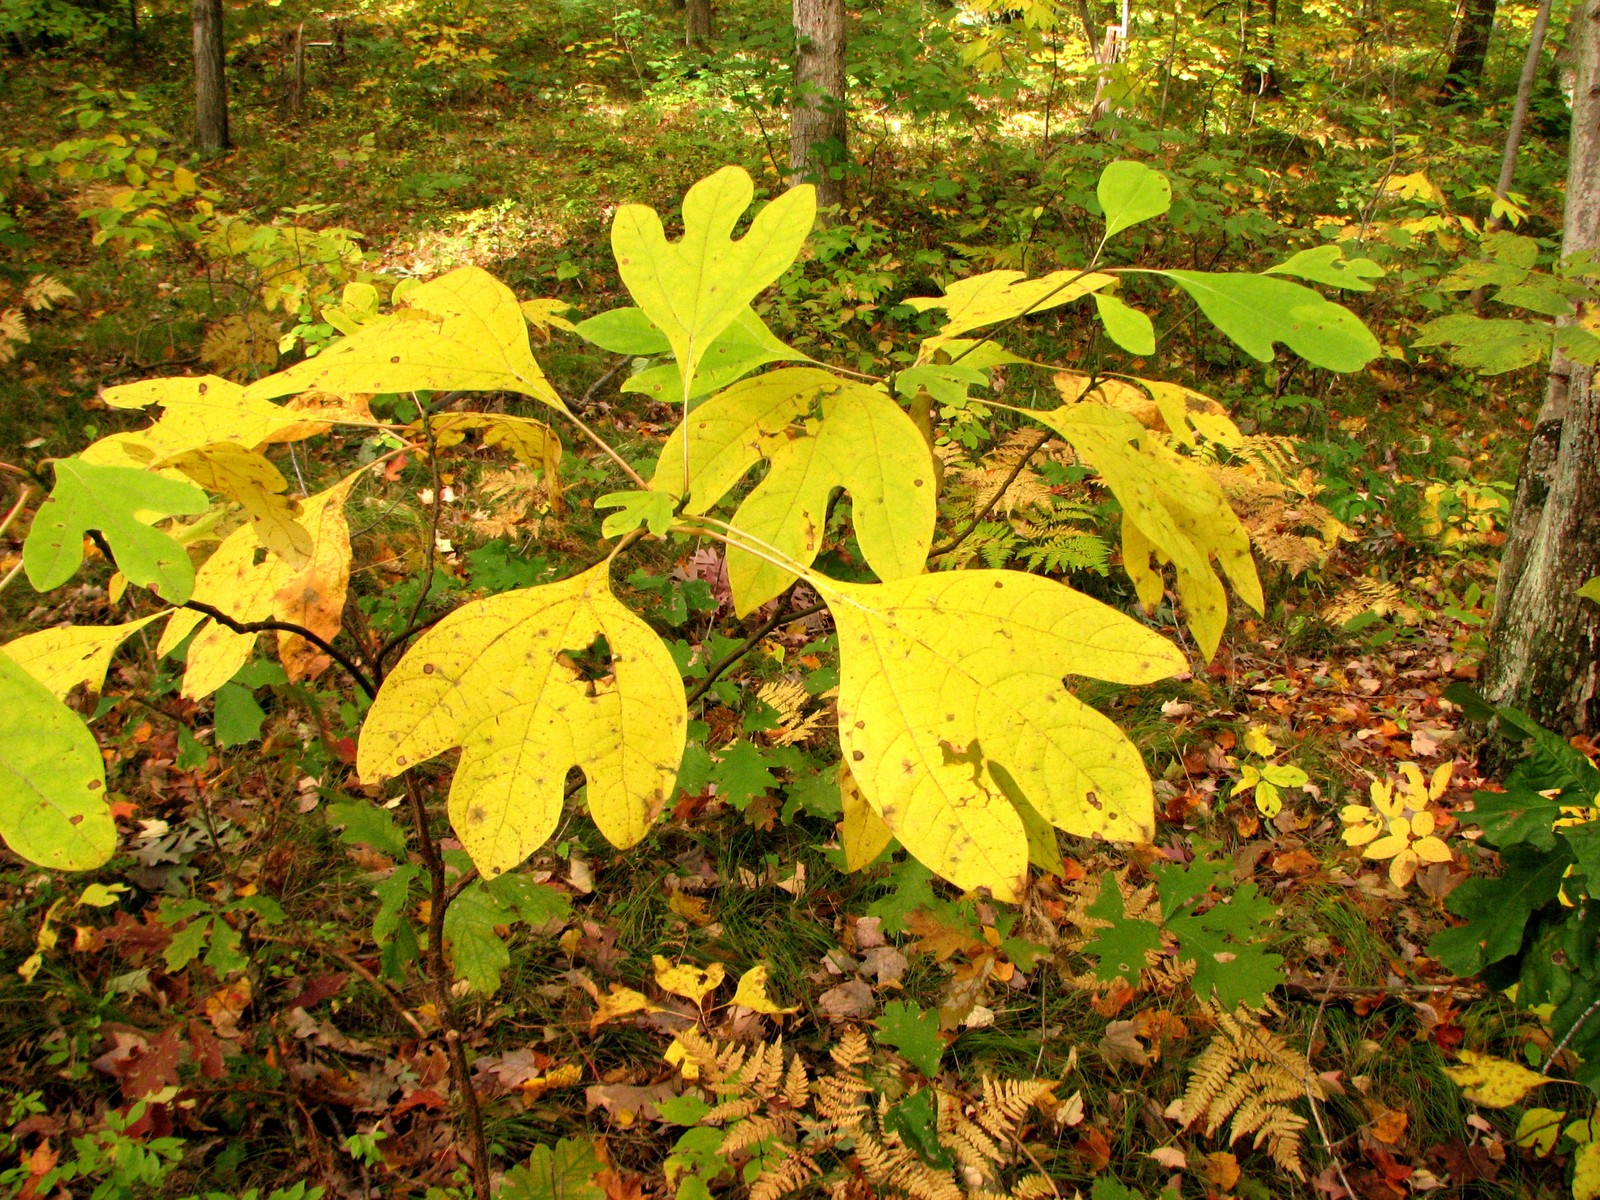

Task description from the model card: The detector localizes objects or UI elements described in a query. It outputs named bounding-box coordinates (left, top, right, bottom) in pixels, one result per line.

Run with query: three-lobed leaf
left=653, top=367, right=937, bottom=613
left=358, top=562, right=686, bottom=877
left=610, top=166, right=815, bottom=406
left=817, top=570, right=1186, bottom=900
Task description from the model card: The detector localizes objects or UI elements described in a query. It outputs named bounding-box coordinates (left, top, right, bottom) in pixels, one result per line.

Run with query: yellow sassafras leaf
left=1243, top=725, right=1277, bottom=756
left=1515, top=1107, right=1565, bottom=1156
left=817, top=571, right=1186, bottom=901
left=2, top=613, right=165, bottom=700
left=665, top=1036, right=700, bottom=1079
left=651, top=956, right=726, bottom=1006
left=653, top=368, right=936, bottom=613
left=1442, top=1050, right=1551, bottom=1108
left=730, top=964, right=799, bottom=1014
left=905, top=267, right=1117, bottom=352
left=1038, top=401, right=1262, bottom=659
left=611, top=166, right=815, bottom=401
left=589, top=984, right=661, bottom=1033
left=244, top=267, right=565, bottom=411
left=840, top=763, right=895, bottom=871
left=421, top=412, right=562, bottom=471
left=158, top=479, right=356, bottom=696
left=161, top=443, right=312, bottom=567
left=358, top=562, right=686, bottom=877
left=1576, top=1141, right=1600, bottom=1200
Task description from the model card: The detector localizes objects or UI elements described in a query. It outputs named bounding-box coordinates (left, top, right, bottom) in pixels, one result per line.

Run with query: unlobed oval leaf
left=905, top=267, right=1117, bottom=352
left=0, top=653, right=116, bottom=870
left=1156, top=270, right=1380, bottom=371
left=358, top=562, right=686, bottom=876
left=1097, top=160, right=1172, bottom=239
left=817, top=571, right=1186, bottom=900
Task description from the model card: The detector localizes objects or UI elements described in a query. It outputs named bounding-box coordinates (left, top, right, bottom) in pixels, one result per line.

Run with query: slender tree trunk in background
left=192, top=0, right=229, bottom=154
left=790, top=0, right=846, bottom=209
left=685, top=0, right=710, bottom=49
left=1482, top=0, right=1600, bottom=740
left=1486, top=0, right=1554, bottom=231
left=1441, top=0, right=1497, bottom=97
left=1241, top=0, right=1279, bottom=96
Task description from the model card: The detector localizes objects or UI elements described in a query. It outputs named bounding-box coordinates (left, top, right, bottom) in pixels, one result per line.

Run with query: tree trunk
left=1482, top=0, right=1600, bottom=738
left=1241, top=0, right=1279, bottom=96
left=1441, top=0, right=1497, bottom=97
left=1486, top=0, right=1554, bottom=231
left=192, top=0, right=229, bottom=154
left=685, top=0, right=710, bottom=49
left=790, top=0, right=847, bottom=209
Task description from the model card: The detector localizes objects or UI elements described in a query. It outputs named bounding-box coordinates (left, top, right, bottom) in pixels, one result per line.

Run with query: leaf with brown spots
left=358, top=561, right=686, bottom=877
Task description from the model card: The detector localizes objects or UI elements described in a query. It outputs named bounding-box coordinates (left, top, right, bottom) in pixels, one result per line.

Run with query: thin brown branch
left=928, top=428, right=1055, bottom=560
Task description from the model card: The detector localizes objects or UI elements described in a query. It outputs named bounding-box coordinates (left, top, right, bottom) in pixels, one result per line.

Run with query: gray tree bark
left=790, top=0, right=847, bottom=209
left=1482, top=0, right=1600, bottom=737
left=192, top=0, right=229, bottom=154
left=685, top=0, right=710, bottom=49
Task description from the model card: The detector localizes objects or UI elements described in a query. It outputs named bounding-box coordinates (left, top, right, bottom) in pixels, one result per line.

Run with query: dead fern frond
left=1322, top=576, right=1417, bottom=625
left=1179, top=1004, right=1322, bottom=1180
left=23, top=274, right=75, bottom=311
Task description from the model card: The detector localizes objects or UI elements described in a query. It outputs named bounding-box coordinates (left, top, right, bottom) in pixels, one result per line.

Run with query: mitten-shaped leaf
left=243, top=266, right=565, bottom=409
left=88, top=374, right=319, bottom=467
left=818, top=571, right=1186, bottom=900
left=0, top=653, right=116, bottom=870
left=24, top=458, right=208, bottom=601
left=654, top=367, right=936, bottom=613
left=358, top=562, right=685, bottom=876
left=1037, top=402, right=1261, bottom=659
left=611, top=167, right=815, bottom=404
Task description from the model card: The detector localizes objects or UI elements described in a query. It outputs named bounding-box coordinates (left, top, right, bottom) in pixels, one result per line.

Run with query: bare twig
left=685, top=599, right=829, bottom=707
left=182, top=599, right=376, bottom=699
left=929, top=428, right=1055, bottom=560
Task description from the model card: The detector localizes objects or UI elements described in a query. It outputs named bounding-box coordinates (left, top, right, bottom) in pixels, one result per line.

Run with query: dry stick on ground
left=1305, top=973, right=1359, bottom=1200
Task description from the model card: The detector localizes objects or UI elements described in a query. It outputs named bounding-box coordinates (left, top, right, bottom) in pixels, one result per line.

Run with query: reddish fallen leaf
left=1075, top=1126, right=1112, bottom=1172
left=1203, top=1150, right=1241, bottom=1192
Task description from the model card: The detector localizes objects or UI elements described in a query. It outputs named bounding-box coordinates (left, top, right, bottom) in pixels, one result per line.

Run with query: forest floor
left=0, top=5, right=1581, bottom=1200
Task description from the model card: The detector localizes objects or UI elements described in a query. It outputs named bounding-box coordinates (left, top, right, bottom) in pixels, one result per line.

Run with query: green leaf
left=326, top=800, right=408, bottom=858
left=243, top=266, right=566, bottom=410
left=484, top=873, right=572, bottom=928
left=1430, top=842, right=1572, bottom=974
left=1097, top=160, right=1172, bottom=239
left=1081, top=871, right=1164, bottom=986
left=611, top=166, right=815, bottom=401
left=894, top=361, right=993, bottom=407
left=498, top=1139, right=606, bottom=1200
left=711, top=740, right=779, bottom=810
left=876, top=1000, right=945, bottom=1075
left=0, top=652, right=116, bottom=870
left=1412, top=314, right=1550, bottom=374
left=1461, top=788, right=1566, bottom=851
left=1264, top=245, right=1384, bottom=292
left=574, top=307, right=670, bottom=355
left=819, top=571, right=1185, bottom=900
left=1581, top=577, right=1600, bottom=606
left=214, top=682, right=267, bottom=747
left=867, top=857, right=938, bottom=935
left=358, top=563, right=687, bottom=875
left=1167, top=884, right=1284, bottom=1009
left=442, top=880, right=511, bottom=995
left=621, top=309, right=809, bottom=403
left=373, top=864, right=421, bottom=946
left=164, top=917, right=211, bottom=972
left=1092, top=292, right=1156, bottom=355
left=597, top=489, right=677, bottom=537
left=653, top=368, right=937, bottom=613
left=1156, top=270, right=1380, bottom=371
left=24, top=458, right=207, bottom=601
